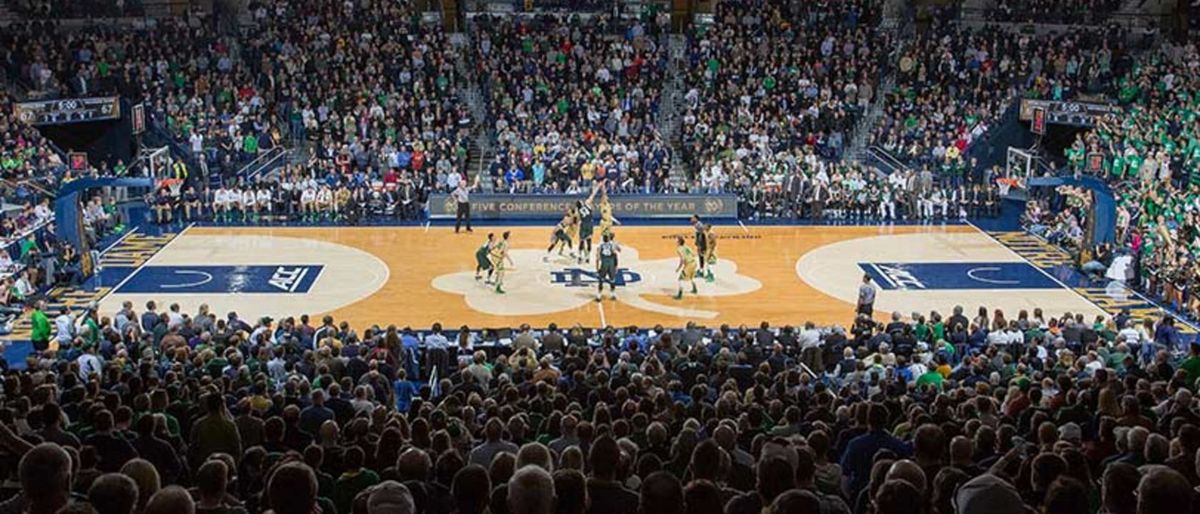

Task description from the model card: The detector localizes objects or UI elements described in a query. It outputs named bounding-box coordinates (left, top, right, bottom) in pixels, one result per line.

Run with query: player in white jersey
left=931, top=189, right=948, bottom=219
left=213, top=185, right=232, bottom=222
left=878, top=185, right=895, bottom=221
left=241, top=187, right=257, bottom=222
left=228, top=185, right=244, bottom=222
left=315, top=185, right=334, bottom=220
left=300, top=185, right=317, bottom=221
left=256, top=187, right=273, bottom=220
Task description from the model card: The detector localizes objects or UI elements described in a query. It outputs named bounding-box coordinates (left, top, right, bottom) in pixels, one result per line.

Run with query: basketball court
left=82, top=223, right=1113, bottom=330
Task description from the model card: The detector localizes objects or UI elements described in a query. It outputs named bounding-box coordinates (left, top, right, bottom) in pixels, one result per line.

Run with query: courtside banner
left=428, top=193, right=738, bottom=220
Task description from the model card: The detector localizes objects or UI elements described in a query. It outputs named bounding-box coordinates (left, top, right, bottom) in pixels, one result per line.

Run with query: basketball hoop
left=159, top=178, right=184, bottom=196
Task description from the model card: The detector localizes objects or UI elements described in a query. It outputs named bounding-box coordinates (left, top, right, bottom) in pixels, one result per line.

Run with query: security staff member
left=171, top=158, right=189, bottom=181
left=453, top=180, right=472, bottom=233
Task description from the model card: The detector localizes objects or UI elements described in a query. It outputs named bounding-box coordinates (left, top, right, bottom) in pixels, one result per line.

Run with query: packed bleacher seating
left=242, top=0, right=470, bottom=181
left=5, top=0, right=144, bottom=19
left=4, top=298, right=1198, bottom=514
left=871, top=26, right=1129, bottom=180
left=986, top=0, right=1124, bottom=25
left=473, top=14, right=672, bottom=194
left=679, top=0, right=886, bottom=191
left=1031, top=40, right=1200, bottom=322
left=3, top=4, right=1200, bottom=514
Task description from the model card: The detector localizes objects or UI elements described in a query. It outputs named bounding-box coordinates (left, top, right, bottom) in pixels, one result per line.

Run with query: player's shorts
left=599, top=221, right=613, bottom=235
left=476, top=251, right=492, bottom=270
left=489, top=255, right=506, bottom=271
left=580, top=224, right=594, bottom=240
left=552, top=229, right=571, bottom=244
left=680, top=263, right=697, bottom=281
left=598, top=262, right=616, bottom=283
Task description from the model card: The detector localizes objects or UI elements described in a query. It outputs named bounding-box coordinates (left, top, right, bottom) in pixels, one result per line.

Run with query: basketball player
left=544, top=211, right=574, bottom=262
left=315, top=185, right=334, bottom=220
left=475, top=233, right=495, bottom=283
left=690, top=215, right=708, bottom=278
left=213, top=184, right=231, bottom=222
left=334, top=185, right=352, bottom=221
left=878, top=184, right=896, bottom=221
left=300, top=182, right=317, bottom=221
left=577, top=191, right=597, bottom=265
left=597, top=187, right=619, bottom=236
left=566, top=206, right=580, bottom=254
left=152, top=187, right=173, bottom=224
left=256, top=186, right=272, bottom=221
left=489, top=231, right=514, bottom=294
left=702, top=224, right=717, bottom=282
left=674, top=236, right=699, bottom=300
left=595, top=232, right=620, bottom=301
left=241, top=185, right=256, bottom=222
left=182, top=186, right=202, bottom=221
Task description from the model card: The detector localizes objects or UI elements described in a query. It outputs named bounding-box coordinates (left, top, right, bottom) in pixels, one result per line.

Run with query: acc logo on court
left=116, top=265, right=324, bottom=294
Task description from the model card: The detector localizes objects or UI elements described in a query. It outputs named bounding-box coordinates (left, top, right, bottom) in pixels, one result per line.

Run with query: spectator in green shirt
left=333, top=446, right=380, bottom=514
left=30, top=300, right=51, bottom=350
left=190, top=392, right=242, bottom=465
left=242, top=133, right=259, bottom=158
left=1181, top=343, right=1200, bottom=389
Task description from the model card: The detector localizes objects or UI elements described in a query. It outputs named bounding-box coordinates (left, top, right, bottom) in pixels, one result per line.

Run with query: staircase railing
left=240, top=147, right=288, bottom=183
left=865, top=145, right=909, bottom=175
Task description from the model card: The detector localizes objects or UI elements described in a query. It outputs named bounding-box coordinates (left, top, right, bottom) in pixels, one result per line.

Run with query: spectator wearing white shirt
left=167, top=303, right=184, bottom=329
left=76, top=343, right=103, bottom=381
left=54, top=307, right=74, bottom=343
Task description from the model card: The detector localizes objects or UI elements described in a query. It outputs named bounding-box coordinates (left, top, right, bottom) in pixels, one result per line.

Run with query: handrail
left=867, top=145, right=909, bottom=174
left=242, top=148, right=288, bottom=183
left=15, top=177, right=54, bottom=198
left=236, top=147, right=282, bottom=177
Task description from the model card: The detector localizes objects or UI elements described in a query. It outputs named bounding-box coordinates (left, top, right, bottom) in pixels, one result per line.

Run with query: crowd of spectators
left=473, top=14, right=673, bottom=194
left=2, top=1, right=470, bottom=187
left=242, top=0, right=469, bottom=181
left=5, top=0, right=144, bottom=19
left=679, top=0, right=886, bottom=193
left=985, top=0, right=1125, bottom=25
left=1, top=297, right=1197, bottom=514
left=1034, top=40, right=1200, bottom=323
left=872, top=26, right=1128, bottom=183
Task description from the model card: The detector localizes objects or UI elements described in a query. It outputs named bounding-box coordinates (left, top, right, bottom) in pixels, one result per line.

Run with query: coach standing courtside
left=453, top=177, right=473, bottom=233
left=857, top=274, right=876, bottom=316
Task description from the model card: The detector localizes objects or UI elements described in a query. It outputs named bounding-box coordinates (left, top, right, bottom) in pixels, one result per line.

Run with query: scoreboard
left=1018, top=99, right=1119, bottom=128
left=13, top=97, right=122, bottom=126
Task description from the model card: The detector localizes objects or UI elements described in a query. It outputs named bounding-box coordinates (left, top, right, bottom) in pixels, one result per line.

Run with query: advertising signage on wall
left=428, top=194, right=738, bottom=220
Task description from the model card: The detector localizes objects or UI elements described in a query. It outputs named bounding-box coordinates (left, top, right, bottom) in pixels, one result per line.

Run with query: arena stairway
left=660, top=34, right=689, bottom=192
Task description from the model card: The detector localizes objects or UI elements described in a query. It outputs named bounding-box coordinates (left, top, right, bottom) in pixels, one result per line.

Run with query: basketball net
left=159, top=178, right=184, bottom=196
